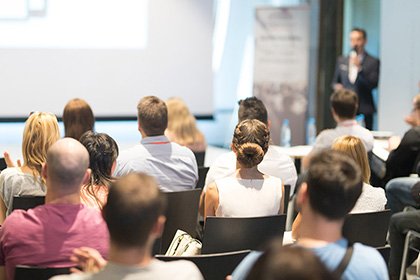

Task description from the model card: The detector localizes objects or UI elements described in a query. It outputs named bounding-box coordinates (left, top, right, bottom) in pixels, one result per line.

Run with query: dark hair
left=63, top=98, right=95, bottom=140
left=246, top=240, right=337, bottom=280
left=238, top=97, right=268, bottom=125
left=137, top=96, right=168, bottom=136
left=330, top=89, right=358, bottom=119
left=306, top=150, right=362, bottom=220
left=103, top=173, right=167, bottom=248
left=232, top=119, right=270, bottom=168
left=79, top=131, right=119, bottom=208
left=351, top=27, right=367, bottom=40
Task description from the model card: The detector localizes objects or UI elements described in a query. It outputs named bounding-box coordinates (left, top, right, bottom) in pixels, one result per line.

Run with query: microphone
left=349, top=47, right=357, bottom=58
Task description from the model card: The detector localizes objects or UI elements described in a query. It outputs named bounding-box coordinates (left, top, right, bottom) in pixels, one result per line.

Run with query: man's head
left=297, top=150, right=363, bottom=220
left=350, top=28, right=367, bottom=54
left=330, top=89, right=358, bottom=121
left=42, top=138, right=90, bottom=194
left=103, top=173, right=167, bottom=249
left=137, top=96, right=168, bottom=137
left=238, top=97, right=268, bottom=125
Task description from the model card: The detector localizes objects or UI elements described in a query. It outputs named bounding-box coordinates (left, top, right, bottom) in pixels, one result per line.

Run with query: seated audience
left=79, top=131, right=119, bottom=209
left=302, top=89, right=374, bottom=169
left=388, top=208, right=420, bottom=280
left=0, top=138, right=109, bottom=280
left=386, top=177, right=420, bottom=214
left=114, top=96, right=198, bottom=192
left=245, top=240, right=337, bottom=280
left=0, top=112, right=60, bottom=222
left=232, top=150, right=388, bottom=280
left=51, top=173, right=203, bottom=280
left=204, top=119, right=283, bottom=218
left=205, top=96, right=297, bottom=193
left=332, top=136, right=386, bottom=213
left=63, top=98, right=95, bottom=140
left=165, top=97, right=207, bottom=153
left=384, top=93, right=420, bottom=183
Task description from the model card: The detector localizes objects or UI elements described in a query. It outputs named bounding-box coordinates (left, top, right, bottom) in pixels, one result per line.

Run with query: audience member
left=0, top=138, right=109, bottom=280
left=386, top=177, right=420, bottom=214
left=204, top=119, right=283, bottom=218
left=232, top=150, right=388, bottom=280
left=114, top=96, right=198, bottom=192
left=165, top=97, right=207, bottom=153
left=332, top=136, right=386, bottom=213
left=245, top=240, right=337, bottom=280
left=0, top=112, right=60, bottom=222
left=63, top=98, right=95, bottom=140
left=79, top=131, right=119, bottom=209
left=384, top=93, right=420, bottom=183
left=205, top=97, right=297, bottom=193
left=51, top=173, right=203, bottom=280
left=302, top=89, right=374, bottom=170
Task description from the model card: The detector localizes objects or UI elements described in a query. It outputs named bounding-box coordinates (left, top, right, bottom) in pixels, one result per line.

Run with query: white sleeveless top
left=215, top=175, right=282, bottom=217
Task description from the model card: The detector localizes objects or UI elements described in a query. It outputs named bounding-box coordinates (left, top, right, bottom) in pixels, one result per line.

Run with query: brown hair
left=22, top=112, right=60, bottom=181
left=103, top=173, right=167, bottom=248
left=238, top=97, right=268, bottom=125
left=332, top=136, right=371, bottom=183
left=232, top=119, right=270, bottom=168
left=137, top=96, right=168, bottom=136
left=330, top=89, right=358, bottom=119
left=63, top=98, right=95, bottom=140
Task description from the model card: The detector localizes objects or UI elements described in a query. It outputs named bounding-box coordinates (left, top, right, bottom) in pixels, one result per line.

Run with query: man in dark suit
left=332, top=28, right=380, bottom=130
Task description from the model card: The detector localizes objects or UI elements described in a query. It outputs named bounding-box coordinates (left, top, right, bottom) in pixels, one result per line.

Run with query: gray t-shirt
left=51, top=260, right=204, bottom=280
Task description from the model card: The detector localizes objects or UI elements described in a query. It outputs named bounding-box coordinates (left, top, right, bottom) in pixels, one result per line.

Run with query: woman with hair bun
left=204, top=119, right=283, bottom=218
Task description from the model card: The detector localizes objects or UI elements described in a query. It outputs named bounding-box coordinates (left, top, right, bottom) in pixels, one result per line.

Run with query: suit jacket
left=332, top=52, right=380, bottom=115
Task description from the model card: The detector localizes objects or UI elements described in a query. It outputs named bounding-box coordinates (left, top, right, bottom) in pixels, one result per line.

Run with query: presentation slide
left=0, top=0, right=213, bottom=118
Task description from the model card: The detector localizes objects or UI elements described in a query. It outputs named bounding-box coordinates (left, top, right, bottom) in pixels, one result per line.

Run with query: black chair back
left=281, top=184, right=291, bottom=215
left=158, top=189, right=201, bottom=254
left=12, top=196, right=45, bottom=211
left=342, top=209, right=391, bottom=247
left=193, top=151, right=206, bottom=167
left=14, top=266, right=72, bottom=280
left=0, top=158, right=6, bottom=171
left=201, top=214, right=286, bottom=254
left=156, top=250, right=251, bottom=280
left=196, top=166, right=209, bottom=189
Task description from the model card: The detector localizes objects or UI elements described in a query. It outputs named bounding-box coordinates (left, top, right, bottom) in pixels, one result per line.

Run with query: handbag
left=165, top=229, right=202, bottom=256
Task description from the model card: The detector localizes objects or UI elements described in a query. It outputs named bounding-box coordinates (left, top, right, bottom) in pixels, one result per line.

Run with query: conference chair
left=158, top=189, right=201, bottom=254
left=280, top=184, right=291, bottom=215
left=196, top=166, right=210, bottom=189
left=156, top=249, right=251, bottom=280
left=400, top=230, right=420, bottom=280
left=342, top=209, right=391, bottom=247
left=201, top=214, right=286, bottom=254
left=0, top=158, right=6, bottom=171
left=193, top=151, right=206, bottom=167
left=14, top=265, right=72, bottom=280
left=12, top=196, right=45, bottom=212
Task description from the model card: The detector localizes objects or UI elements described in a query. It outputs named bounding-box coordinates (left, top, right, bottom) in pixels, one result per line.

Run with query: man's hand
left=69, top=247, right=107, bottom=274
left=3, top=152, right=21, bottom=168
left=333, top=83, right=344, bottom=91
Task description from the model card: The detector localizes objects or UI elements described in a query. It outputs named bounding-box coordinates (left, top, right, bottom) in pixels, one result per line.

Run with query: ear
left=267, top=119, right=271, bottom=130
left=41, top=163, right=48, bottom=180
left=82, top=168, right=92, bottom=185
left=110, top=160, right=117, bottom=176
left=151, top=215, right=166, bottom=239
left=296, top=182, right=308, bottom=210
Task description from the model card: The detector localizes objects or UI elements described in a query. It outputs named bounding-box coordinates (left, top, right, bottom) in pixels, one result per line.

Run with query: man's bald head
left=45, top=138, right=90, bottom=191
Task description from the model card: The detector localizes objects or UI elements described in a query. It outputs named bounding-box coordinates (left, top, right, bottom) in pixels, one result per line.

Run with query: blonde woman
left=204, top=119, right=283, bottom=218
left=165, top=98, right=206, bottom=152
left=63, top=98, right=95, bottom=140
left=332, top=135, right=386, bottom=213
left=0, top=112, right=60, bottom=222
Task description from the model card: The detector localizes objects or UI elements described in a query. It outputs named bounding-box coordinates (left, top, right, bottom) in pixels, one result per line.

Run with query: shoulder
left=231, top=251, right=262, bottom=280
left=348, top=243, right=388, bottom=278
left=0, top=167, right=20, bottom=178
left=153, top=259, right=203, bottom=279
left=364, top=53, right=380, bottom=64
left=50, top=274, right=91, bottom=280
left=264, top=146, right=294, bottom=163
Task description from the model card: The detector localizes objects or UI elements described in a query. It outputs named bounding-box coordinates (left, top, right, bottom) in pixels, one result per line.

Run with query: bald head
left=45, top=138, right=90, bottom=192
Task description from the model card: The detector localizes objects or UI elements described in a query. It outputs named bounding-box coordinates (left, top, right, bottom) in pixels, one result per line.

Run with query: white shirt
left=215, top=176, right=282, bottom=217
left=351, top=183, right=387, bottom=213
left=313, top=120, right=374, bottom=152
left=114, top=135, right=198, bottom=192
left=205, top=145, right=297, bottom=195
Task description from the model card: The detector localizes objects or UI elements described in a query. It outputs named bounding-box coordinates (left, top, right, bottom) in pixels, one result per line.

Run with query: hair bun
left=236, top=143, right=265, bottom=168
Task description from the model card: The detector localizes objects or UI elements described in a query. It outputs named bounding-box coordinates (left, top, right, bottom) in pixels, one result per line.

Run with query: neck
left=298, top=209, right=343, bottom=246
left=235, top=164, right=263, bottom=179
left=108, top=243, right=152, bottom=267
left=45, top=186, right=81, bottom=205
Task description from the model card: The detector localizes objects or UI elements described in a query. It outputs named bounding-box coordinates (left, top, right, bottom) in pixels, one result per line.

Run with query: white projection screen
left=0, top=0, right=213, bottom=118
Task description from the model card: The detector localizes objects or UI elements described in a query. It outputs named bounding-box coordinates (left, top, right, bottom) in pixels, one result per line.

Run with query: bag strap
left=333, top=241, right=354, bottom=278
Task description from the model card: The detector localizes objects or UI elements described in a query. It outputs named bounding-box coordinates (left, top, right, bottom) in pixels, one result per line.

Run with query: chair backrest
left=0, top=158, right=6, bottom=171
left=342, top=209, right=391, bottom=247
left=281, top=184, right=291, bottom=215
left=196, top=166, right=209, bottom=189
left=14, top=266, right=72, bottom=280
left=156, top=250, right=251, bottom=280
left=193, top=151, right=206, bottom=167
left=159, top=189, right=201, bottom=254
left=12, top=196, right=45, bottom=211
left=201, top=214, right=286, bottom=254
